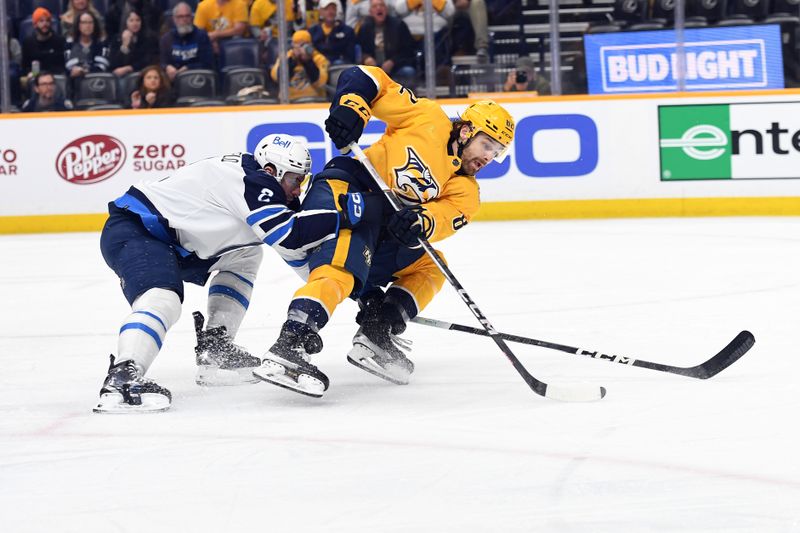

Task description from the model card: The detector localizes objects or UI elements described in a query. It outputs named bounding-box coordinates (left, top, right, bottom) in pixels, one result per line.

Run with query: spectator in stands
left=393, top=0, right=454, bottom=66
left=346, top=0, right=392, bottom=32
left=160, top=2, right=215, bottom=82
left=128, top=65, right=173, bottom=108
left=452, top=0, right=488, bottom=63
left=22, top=7, right=66, bottom=84
left=106, top=0, right=163, bottom=39
left=503, top=55, right=550, bottom=95
left=194, top=0, right=248, bottom=53
left=250, top=0, right=295, bottom=41
left=61, top=0, right=106, bottom=43
left=65, top=11, right=110, bottom=82
left=310, top=0, right=356, bottom=65
left=270, top=29, right=329, bottom=100
left=21, top=71, right=73, bottom=112
left=357, top=0, right=416, bottom=86
left=7, top=33, right=22, bottom=105
left=110, top=10, right=160, bottom=76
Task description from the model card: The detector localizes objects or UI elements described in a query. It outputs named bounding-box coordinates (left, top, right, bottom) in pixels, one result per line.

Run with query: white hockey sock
left=206, top=271, right=254, bottom=338
left=118, top=288, right=182, bottom=374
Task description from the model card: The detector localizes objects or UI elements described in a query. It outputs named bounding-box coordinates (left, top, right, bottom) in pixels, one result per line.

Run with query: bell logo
left=56, top=134, right=126, bottom=184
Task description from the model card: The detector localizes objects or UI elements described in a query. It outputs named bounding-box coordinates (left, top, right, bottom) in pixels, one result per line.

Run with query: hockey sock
left=290, top=264, right=355, bottom=328
left=118, top=288, right=182, bottom=373
left=384, top=287, right=418, bottom=334
left=206, top=271, right=254, bottom=338
left=391, top=251, right=446, bottom=312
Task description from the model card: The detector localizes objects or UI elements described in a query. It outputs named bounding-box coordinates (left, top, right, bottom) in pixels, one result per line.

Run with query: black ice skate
left=347, top=301, right=415, bottom=385
left=93, top=355, right=172, bottom=413
left=252, top=321, right=329, bottom=398
left=193, top=312, right=261, bottom=386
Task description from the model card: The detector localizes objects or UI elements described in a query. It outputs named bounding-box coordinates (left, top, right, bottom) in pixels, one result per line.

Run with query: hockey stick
left=411, top=316, right=755, bottom=379
left=349, top=143, right=605, bottom=401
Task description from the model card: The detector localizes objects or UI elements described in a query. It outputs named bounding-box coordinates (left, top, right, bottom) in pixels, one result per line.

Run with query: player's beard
left=462, top=157, right=485, bottom=175
left=176, top=24, right=193, bottom=36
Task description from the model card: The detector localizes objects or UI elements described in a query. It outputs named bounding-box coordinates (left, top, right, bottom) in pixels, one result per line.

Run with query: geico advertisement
left=0, top=105, right=605, bottom=216
left=3, top=96, right=800, bottom=217
left=245, top=111, right=599, bottom=180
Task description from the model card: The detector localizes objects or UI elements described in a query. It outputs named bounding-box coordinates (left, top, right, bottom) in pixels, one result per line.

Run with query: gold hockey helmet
left=460, top=100, right=515, bottom=160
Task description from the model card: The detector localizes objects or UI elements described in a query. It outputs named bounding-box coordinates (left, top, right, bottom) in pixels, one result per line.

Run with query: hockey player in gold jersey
left=253, top=65, right=515, bottom=397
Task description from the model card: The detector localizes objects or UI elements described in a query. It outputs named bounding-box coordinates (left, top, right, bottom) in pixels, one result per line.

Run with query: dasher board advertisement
left=584, top=24, right=784, bottom=94
left=659, top=101, right=800, bottom=180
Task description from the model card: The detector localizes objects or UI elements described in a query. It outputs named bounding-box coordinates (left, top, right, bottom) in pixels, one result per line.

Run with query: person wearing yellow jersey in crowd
left=270, top=29, right=330, bottom=101
left=249, top=0, right=294, bottom=42
left=194, top=0, right=247, bottom=53
left=252, top=65, right=515, bottom=398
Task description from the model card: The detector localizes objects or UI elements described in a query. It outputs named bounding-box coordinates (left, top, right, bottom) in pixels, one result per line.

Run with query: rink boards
left=2, top=89, right=800, bottom=233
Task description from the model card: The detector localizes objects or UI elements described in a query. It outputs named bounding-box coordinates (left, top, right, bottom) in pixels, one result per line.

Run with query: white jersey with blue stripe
left=127, top=152, right=339, bottom=277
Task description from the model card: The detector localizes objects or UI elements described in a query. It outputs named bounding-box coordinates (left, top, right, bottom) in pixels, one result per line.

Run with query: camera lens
left=516, top=70, right=528, bottom=84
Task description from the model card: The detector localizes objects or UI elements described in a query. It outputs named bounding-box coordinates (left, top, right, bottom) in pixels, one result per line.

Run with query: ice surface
left=1, top=217, right=799, bottom=532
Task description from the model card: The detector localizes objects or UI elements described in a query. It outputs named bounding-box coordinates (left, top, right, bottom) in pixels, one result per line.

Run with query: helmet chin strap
left=456, top=138, right=470, bottom=159
left=454, top=125, right=475, bottom=159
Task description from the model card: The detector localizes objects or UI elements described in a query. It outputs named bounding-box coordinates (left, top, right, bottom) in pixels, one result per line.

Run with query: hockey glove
left=387, top=207, right=425, bottom=248
left=325, top=94, right=371, bottom=151
left=337, top=192, right=389, bottom=229
left=338, top=192, right=366, bottom=229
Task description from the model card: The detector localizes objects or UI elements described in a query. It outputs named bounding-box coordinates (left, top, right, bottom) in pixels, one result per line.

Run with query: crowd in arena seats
left=22, top=0, right=799, bottom=111
left=4, top=0, right=523, bottom=111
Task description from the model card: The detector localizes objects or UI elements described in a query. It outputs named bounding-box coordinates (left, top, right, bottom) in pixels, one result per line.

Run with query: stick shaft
left=349, top=144, right=605, bottom=400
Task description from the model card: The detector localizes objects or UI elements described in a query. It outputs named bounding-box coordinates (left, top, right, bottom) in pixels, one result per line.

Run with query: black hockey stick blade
left=411, top=317, right=755, bottom=380
left=653, top=330, right=755, bottom=379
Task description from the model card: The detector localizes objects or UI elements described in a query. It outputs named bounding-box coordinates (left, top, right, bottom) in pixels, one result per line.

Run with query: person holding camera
left=270, top=29, right=330, bottom=101
left=503, top=55, right=550, bottom=95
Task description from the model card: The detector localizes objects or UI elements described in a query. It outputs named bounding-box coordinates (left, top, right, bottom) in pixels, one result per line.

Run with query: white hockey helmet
left=253, top=134, right=312, bottom=181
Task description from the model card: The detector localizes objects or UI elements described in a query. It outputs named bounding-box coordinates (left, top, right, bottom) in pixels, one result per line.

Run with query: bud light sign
left=584, top=25, right=784, bottom=94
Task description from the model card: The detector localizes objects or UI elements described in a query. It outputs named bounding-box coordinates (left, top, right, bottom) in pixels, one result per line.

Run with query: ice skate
left=252, top=321, right=329, bottom=398
left=193, top=312, right=261, bottom=386
left=93, top=355, right=172, bottom=413
left=347, top=325, right=415, bottom=385
left=347, top=299, right=414, bottom=385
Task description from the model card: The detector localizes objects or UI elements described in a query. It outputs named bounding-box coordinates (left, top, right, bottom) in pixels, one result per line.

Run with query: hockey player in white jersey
left=93, top=134, right=377, bottom=413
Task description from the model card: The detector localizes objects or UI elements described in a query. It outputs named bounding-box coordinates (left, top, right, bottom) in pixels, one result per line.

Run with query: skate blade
left=253, top=363, right=325, bottom=398
left=347, top=345, right=411, bottom=386
left=196, top=365, right=260, bottom=387
left=93, top=392, right=171, bottom=414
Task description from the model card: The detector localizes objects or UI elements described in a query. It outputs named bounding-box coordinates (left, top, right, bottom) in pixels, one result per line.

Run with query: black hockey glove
left=325, top=106, right=365, bottom=150
left=387, top=207, right=425, bottom=248
left=337, top=192, right=389, bottom=229
left=325, top=95, right=371, bottom=150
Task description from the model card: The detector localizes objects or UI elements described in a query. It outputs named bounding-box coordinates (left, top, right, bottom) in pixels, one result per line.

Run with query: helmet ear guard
left=459, top=100, right=515, bottom=161
left=253, top=134, right=312, bottom=181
